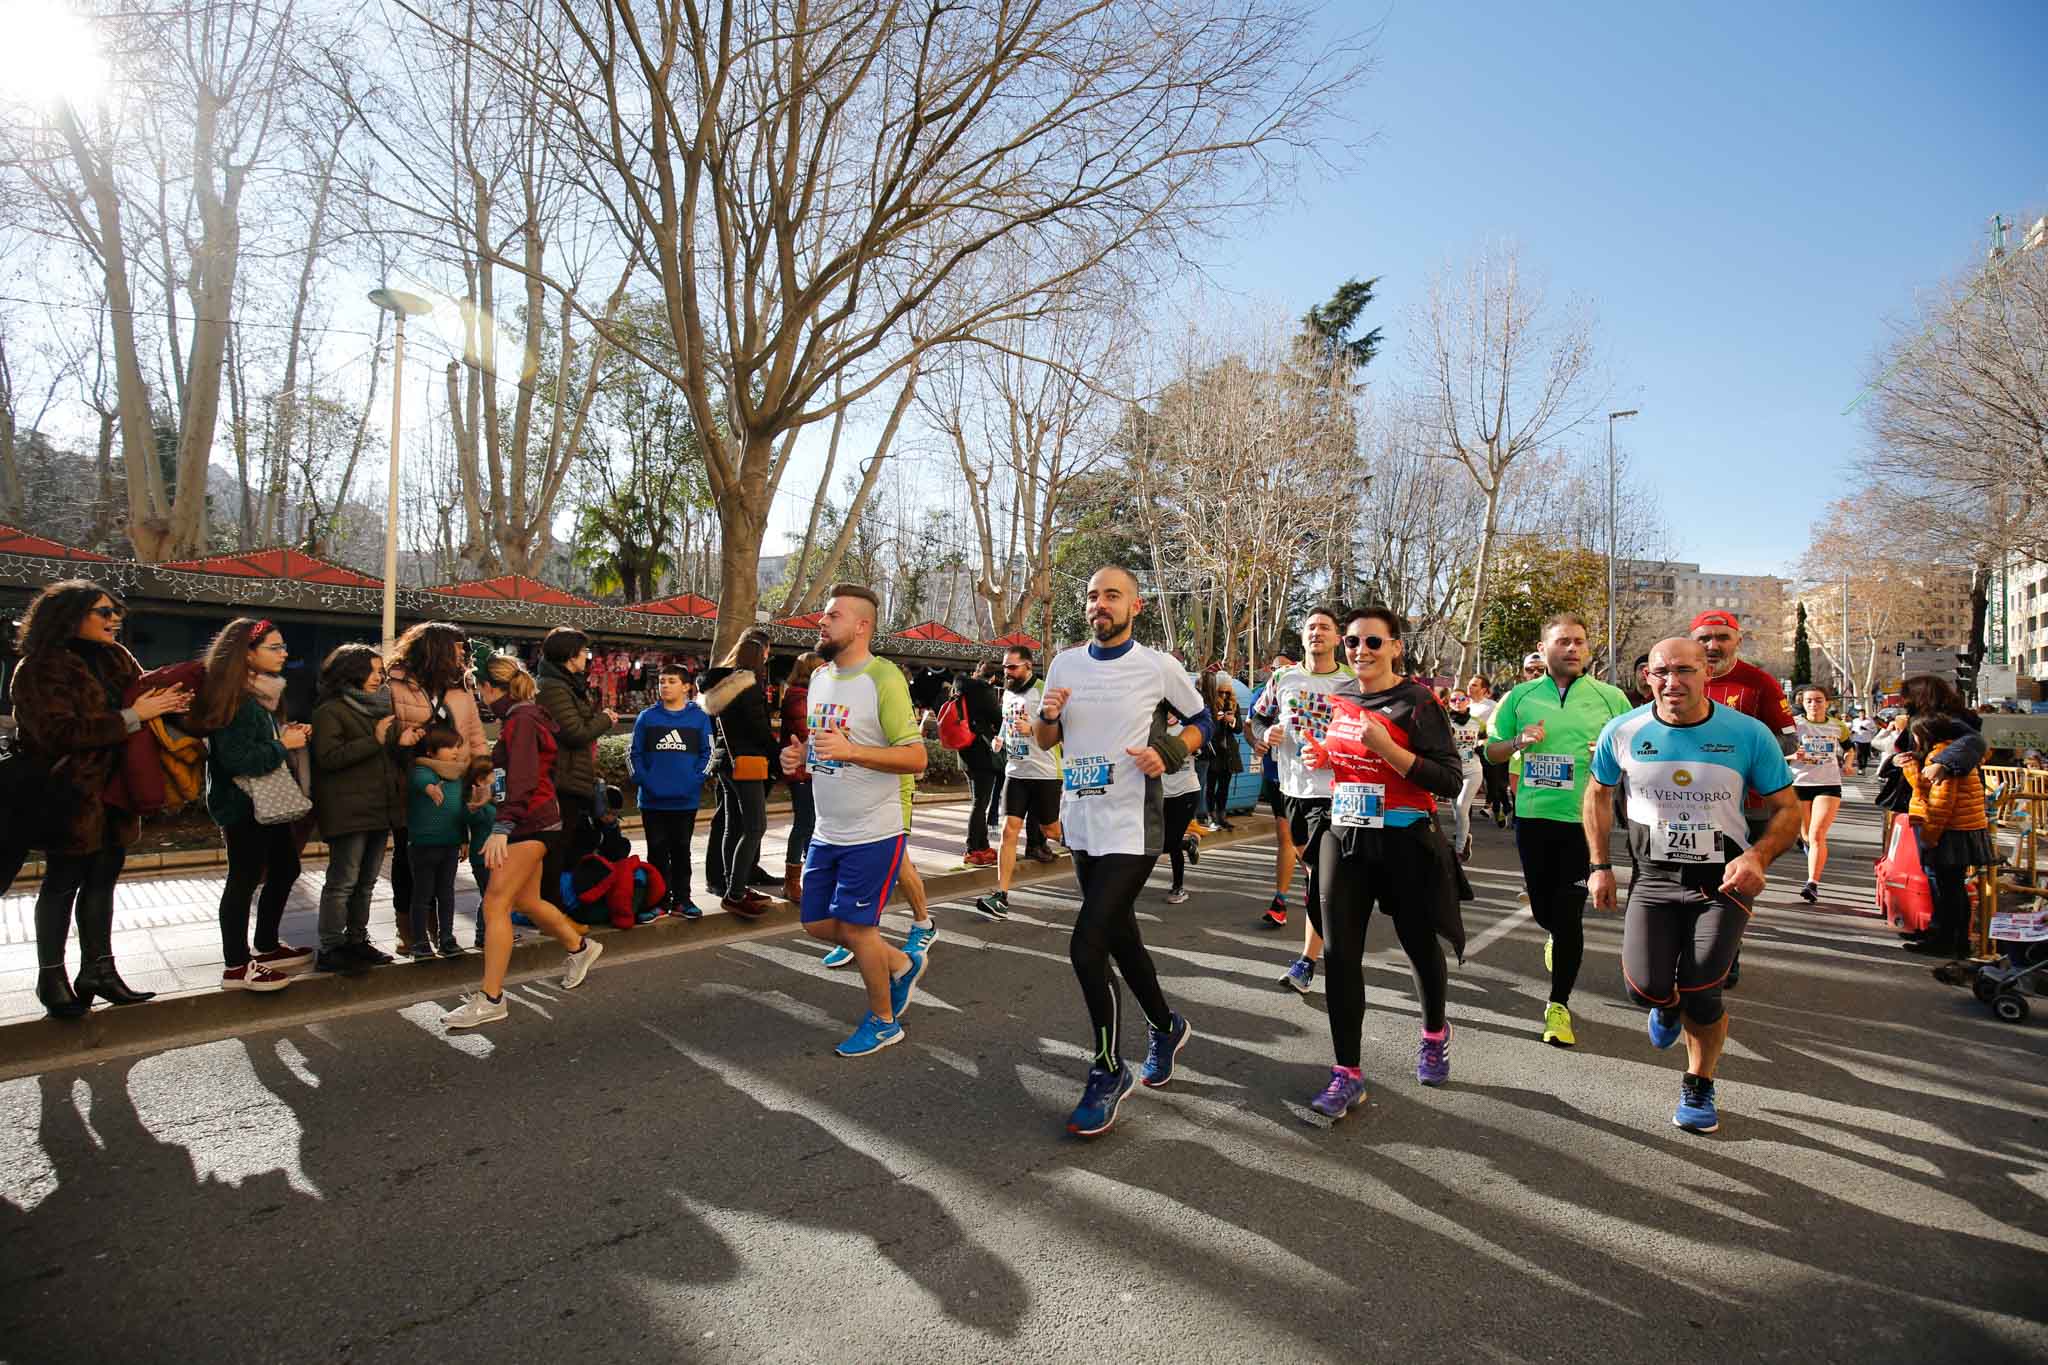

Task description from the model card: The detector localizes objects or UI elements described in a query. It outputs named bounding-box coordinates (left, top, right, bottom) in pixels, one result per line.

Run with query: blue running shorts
left=800, top=835, right=907, bottom=927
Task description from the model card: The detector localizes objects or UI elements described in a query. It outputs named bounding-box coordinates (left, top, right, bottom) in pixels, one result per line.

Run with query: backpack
left=937, top=696, right=974, bottom=750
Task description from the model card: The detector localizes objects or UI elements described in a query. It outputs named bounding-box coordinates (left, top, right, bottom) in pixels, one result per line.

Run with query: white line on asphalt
left=397, top=1001, right=495, bottom=1058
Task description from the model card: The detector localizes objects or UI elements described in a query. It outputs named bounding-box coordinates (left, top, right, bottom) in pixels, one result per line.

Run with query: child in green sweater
left=407, top=730, right=470, bottom=958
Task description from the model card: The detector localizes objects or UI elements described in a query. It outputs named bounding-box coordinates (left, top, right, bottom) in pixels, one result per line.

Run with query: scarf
left=247, top=672, right=286, bottom=712
left=416, top=753, right=469, bottom=782
left=541, top=658, right=589, bottom=700
left=246, top=670, right=310, bottom=792
left=342, top=687, right=394, bottom=720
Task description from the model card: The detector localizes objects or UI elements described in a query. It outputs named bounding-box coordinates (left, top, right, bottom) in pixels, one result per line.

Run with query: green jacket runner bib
left=1487, top=674, right=1633, bottom=823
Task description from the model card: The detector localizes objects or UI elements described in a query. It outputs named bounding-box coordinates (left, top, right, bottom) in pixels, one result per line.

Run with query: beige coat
left=385, top=667, right=489, bottom=764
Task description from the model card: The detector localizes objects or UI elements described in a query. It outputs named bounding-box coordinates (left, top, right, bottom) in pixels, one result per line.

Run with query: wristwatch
left=1038, top=708, right=1060, bottom=725
left=1588, top=863, right=1612, bottom=872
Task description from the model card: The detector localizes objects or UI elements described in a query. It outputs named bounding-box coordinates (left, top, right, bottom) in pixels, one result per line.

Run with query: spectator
left=1202, top=671, right=1243, bottom=830
left=384, top=622, right=488, bottom=949
left=1849, top=711, right=1880, bottom=771
left=197, top=618, right=323, bottom=992
left=780, top=652, right=825, bottom=901
left=310, top=643, right=416, bottom=974
left=703, top=628, right=776, bottom=896
left=629, top=663, right=711, bottom=917
left=957, top=660, right=1003, bottom=866
left=13, top=579, right=190, bottom=1017
left=534, top=626, right=618, bottom=908
left=1900, top=714, right=1992, bottom=959
left=702, top=634, right=777, bottom=918
left=406, top=727, right=471, bottom=957
left=440, top=655, right=602, bottom=1029
left=1625, top=654, right=1653, bottom=706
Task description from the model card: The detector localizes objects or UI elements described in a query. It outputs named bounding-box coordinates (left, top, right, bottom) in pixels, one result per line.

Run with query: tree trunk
left=711, top=444, right=775, bottom=655
left=1457, top=480, right=1504, bottom=677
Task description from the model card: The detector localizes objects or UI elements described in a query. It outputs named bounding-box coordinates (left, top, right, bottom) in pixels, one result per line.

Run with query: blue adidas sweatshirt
left=630, top=701, right=713, bottom=811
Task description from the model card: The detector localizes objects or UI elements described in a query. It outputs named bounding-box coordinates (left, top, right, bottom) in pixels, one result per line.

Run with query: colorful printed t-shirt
left=806, top=655, right=919, bottom=847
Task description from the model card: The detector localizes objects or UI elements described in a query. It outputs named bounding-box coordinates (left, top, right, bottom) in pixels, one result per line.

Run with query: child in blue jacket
left=630, top=664, right=712, bottom=917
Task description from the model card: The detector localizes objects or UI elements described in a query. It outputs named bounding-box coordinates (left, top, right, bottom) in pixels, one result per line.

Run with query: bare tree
left=1410, top=242, right=1601, bottom=675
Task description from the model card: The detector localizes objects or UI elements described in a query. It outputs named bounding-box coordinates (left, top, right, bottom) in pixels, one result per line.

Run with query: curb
left=6, top=789, right=976, bottom=889
left=0, top=820, right=1271, bottom=1078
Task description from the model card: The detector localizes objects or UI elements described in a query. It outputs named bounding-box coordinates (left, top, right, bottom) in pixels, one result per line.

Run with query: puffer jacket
left=534, top=660, right=611, bottom=797
left=11, top=640, right=143, bottom=854
left=311, top=694, right=408, bottom=839
left=1902, top=751, right=1988, bottom=842
left=700, top=668, right=775, bottom=769
left=386, top=666, right=489, bottom=762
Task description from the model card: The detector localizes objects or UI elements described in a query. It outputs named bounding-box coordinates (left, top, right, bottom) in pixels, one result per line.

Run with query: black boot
left=74, top=956, right=155, bottom=1007
left=38, top=966, right=88, bottom=1019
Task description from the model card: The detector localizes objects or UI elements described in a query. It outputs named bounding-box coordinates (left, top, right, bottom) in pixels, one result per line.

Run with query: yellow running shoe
left=1543, top=935, right=1553, bottom=973
left=1542, top=1002, right=1576, bottom=1048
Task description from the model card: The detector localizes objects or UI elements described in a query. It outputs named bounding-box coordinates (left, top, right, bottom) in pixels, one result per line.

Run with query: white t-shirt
left=1162, top=719, right=1201, bottom=798
left=1448, top=712, right=1485, bottom=773
left=1468, top=697, right=1497, bottom=727
left=998, top=679, right=1060, bottom=781
left=1248, top=662, right=1354, bottom=800
left=805, top=655, right=920, bottom=847
left=1793, top=717, right=1850, bottom=787
left=1044, top=639, right=1207, bottom=857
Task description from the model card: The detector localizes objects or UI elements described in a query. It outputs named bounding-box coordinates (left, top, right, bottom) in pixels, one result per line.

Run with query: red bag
left=937, top=696, right=974, bottom=750
left=1875, top=820, right=1935, bottom=935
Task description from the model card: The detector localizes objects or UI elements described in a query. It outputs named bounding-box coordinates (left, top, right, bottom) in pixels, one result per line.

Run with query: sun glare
left=0, top=0, right=110, bottom=108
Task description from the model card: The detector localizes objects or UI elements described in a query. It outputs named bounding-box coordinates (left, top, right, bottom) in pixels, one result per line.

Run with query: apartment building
left=2004, top=554, right=2048, bottom=682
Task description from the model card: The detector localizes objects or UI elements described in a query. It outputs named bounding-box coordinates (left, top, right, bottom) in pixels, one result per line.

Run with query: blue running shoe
left=1140, top=1012, right=1191, bottom=1088
left=1307, top=1067, right=1369, bottom=1122
left=1280, top=956, right=1316, bottom=994
left=905, top=921, right=938, bottom=956
left=1647, top=1005, right=1681, bottom=1050
left=889, top=947, right=928, bottom=1017
left=1674, top=1074, right=1720, bottom=1133
left=1066, top=1064, right=1137, bottom=1137
left=1416, top=1026, right=1451, bottom=1086
left=820, top=944, right=854, bottom=970
left=835, top=1011, right=904, bottom=1058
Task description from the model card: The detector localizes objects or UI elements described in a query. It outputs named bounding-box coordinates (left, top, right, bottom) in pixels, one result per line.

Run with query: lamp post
left=366, top=288, right=433, bottom=649
left=1606, top=408, right=1639, bottom=683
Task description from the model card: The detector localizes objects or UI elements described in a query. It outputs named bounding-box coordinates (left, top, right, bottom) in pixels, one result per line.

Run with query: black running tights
left=1515, top=816, right=1588, bottom=1005
left=1315, top=829, right=1448, bottom=1067
left=1163, top=792, right=1198, bottom=891
left=1069, top=850, right=1172, bottom=1069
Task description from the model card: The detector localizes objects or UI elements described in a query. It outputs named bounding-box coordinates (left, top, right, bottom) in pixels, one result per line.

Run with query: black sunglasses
left=88, top=605, right=124, bottom=621
left=1343, top=634, right=1389, bottom=651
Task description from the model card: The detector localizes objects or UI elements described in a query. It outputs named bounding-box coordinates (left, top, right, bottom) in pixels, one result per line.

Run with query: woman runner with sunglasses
left=1297, top=607, right=1467, bottom=1122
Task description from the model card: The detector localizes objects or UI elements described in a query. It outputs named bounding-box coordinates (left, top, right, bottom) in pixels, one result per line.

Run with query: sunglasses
left=88, top=605, right=124, bottom=621
left=1343, top=634, right=1390, bottom=651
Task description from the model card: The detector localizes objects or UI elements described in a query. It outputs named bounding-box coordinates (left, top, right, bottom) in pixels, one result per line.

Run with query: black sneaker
left=1183, top=835, right=1200, bottom=867
left=1798, top=882, right=1819, bottom=904
left=748, top=865, right=780, bottom=887
left=344, top=941, right=395, bottom=967
left=315, top=948, right=361, bottom=974
left=973, top=891, right=1010, bottom=921
left=438, top=939, right=466, bottom=959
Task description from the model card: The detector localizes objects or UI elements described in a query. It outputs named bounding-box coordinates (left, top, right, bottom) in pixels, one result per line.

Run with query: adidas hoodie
left=630, top=700, right=713, bottom=811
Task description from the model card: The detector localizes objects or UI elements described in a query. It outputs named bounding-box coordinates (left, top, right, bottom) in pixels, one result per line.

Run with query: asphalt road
left=3, top=797, right=2046, bottom=1363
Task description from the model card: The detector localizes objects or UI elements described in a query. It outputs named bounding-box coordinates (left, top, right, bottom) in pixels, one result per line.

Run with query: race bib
left=1524, top=753, right=1574, bottom=789
left=1654, top=817, right=1723, bottom=864
left=1801, top=737, right=1835, bottom=760
left=1007, top=739, right=1030, bottom=760
left=1331, top=782, right=1386, bottom=829
left=1063, top=755, right=1114, bottom=796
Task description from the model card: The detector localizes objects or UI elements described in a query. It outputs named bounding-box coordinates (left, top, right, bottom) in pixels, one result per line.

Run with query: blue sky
left=1195, top=0, right=2048, bottom=577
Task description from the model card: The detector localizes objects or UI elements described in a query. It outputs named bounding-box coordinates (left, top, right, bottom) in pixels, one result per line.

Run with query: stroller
left=1970, top=893, right=2047, bottom=1024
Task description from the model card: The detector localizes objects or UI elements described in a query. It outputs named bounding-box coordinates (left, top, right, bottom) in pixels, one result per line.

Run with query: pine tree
left=1792, top=602, right=1813, bottom=686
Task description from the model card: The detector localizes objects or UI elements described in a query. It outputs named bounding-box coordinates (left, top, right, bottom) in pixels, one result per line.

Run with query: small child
left=464, top=758, right=498, bottom=948
left=407, top=728, right=470, bottom=958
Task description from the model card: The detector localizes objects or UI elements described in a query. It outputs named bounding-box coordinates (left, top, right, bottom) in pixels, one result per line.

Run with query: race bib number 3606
left=1524, top=753, right=1574, bottom=789
left=1654, top=817, right=1722, bottom=864
left=1063, top=755, right=1114, bottom=797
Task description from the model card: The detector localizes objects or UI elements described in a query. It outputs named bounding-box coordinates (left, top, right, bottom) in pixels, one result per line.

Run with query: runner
left=1444, top=688, right=1485, bottom=862
left=1251, top=644, right=1304, bottom=928
left=781, top=583, right=930, bottom=1058
left=1484, top=615, right=1633, bottom=1047
left=1690, top=610, right=1798, bottom=987
left=975, top=645, right=1065, bottom=922
left=819, top=826, right=937, bottom=966
left=1034, top=565, right=1210, bottom=1137
left=1585, top=637, right=1798, bottom=1134
left=1790, top=684, right=1854, bottom=903
left=1467, top=675, right=1511, bottom=827
left=1159, top=716, right=1203, bottom=905
left=1297, top=606, right=1467, bottom=1122
left=1249, top=609, right=1354, bottom=993
left=1849, top=711, right=1880, bottom=772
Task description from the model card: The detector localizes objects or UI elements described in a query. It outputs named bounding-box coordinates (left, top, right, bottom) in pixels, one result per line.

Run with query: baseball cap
left=1691, top=609, right=1740, bottom=633
left=1522, top=652, right=1542, bottom=669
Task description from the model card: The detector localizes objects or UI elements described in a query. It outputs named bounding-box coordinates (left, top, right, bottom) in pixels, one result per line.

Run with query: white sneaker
left=222, top=962, right=291, bottom=992
left=560, top=936, right=604, bottom=990
left=443, top=991, right=509, bottom=1028
left=1042, top=839, right=1069, bottom=858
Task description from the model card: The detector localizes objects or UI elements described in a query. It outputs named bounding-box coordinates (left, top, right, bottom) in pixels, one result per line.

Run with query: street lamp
left=366, top=287, right=434, bottom=649
left=1606, top=408, right=1638, bottom=683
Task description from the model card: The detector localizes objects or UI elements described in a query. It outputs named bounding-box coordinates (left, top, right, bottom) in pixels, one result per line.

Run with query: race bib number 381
left=1331, top=782, right=1386, bottom=829
left=1063, top=755, right=1114, bottom=797
left=1524, top=753, right=1574, bottom=789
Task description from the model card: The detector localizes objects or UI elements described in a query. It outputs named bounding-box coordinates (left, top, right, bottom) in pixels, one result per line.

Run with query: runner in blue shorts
left=781, top=584, right=931, bottom=1058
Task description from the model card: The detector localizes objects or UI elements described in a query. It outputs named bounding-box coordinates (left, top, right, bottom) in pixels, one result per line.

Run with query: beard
left=817, top=638, right=842, bottom=662
left=1090, top=614, right=1123, bottom=642
left=1005, top=674, right=1034, bottom=693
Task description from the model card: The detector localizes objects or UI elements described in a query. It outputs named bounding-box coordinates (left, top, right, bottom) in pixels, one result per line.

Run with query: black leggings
left=1069, top=850, right=1172, bottom=1070
left=1514, top=816, right=1588, bottom=1005
left=541, top=791, right=594, bottom=910
left=1163, top=792, right=1198, bottom=891
left=1288, top=798, right=1332, bottom=938
left=1621, top=876, right=1748, bottom=1026
left=718, top=778, right=767, bottom=895
left=35, top=841, right=125, bottom=968
left=218, top=820, right=301, bottom=968
left=1205, top=763, right=1234, bottom=822
left=965, top=749, right=997, bottom=852
left=1316, top=828, right=1448, bottom=1067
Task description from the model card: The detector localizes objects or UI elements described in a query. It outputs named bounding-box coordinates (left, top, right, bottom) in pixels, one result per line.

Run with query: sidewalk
left=0, top=793, right=1020, bottom=1023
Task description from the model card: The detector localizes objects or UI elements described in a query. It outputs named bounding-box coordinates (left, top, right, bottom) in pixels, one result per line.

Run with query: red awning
left=0, top=523, right=112, bottom=561
left=427, top=573, right=597, bottom=607
left=899, top=620, right=971, bottom=643
left=988, top=630, right=1043, bottom=651
left=775, top=611, right=824, bottom=630
left=624, top=592, right=719, bottom=619
left=161, top=546, right=382, bottom=587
